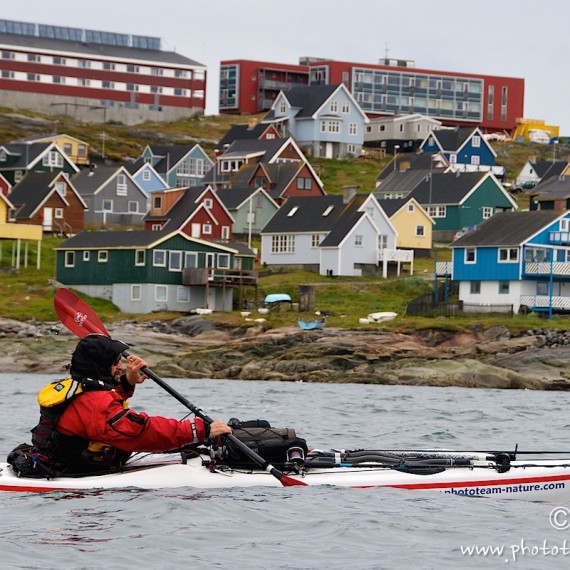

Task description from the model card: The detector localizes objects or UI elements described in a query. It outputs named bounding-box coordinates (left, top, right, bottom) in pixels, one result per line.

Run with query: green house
left=55, top=229, right=256, bottom=313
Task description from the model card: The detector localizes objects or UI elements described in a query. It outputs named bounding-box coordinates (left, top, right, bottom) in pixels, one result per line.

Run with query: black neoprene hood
left=70, top=334, right=129, bottom=383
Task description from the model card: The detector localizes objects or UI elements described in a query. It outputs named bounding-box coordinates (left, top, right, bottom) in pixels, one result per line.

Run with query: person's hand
left=209, top=419, right=232, bottom=438
left=125, top=354, right=148, bottom=385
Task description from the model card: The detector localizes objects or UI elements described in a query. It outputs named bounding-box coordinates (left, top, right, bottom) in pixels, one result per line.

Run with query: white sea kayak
left=2, top=449, right=570, bottom=500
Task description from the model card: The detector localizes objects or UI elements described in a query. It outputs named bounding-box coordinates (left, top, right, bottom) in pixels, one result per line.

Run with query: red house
left=145, top=186, right=234, bottom=240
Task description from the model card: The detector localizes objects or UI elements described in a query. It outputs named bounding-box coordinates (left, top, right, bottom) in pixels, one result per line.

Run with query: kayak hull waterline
left=2, top=452, right=570, bottom=500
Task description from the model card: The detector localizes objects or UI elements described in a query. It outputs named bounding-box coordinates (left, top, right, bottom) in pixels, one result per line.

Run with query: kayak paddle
left=53, top=287, right=307, bottom=487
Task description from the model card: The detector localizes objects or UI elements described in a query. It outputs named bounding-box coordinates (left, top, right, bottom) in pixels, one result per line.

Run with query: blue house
left=451, top=210, right=570, bottom=314
left=140, top=144, right=213, bottom=188
left=124, top=159, right=169, bottom=197
left=263, top=84, right=368, bottom=159
left=419, top=127, right=504, bottom=177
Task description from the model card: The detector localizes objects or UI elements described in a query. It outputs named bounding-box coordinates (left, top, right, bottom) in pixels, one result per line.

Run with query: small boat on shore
left=298, top=319, right=326, bottom=330
left=366, top=311, right=397, bottom=323
left=2, top=448, right=570, bottom=500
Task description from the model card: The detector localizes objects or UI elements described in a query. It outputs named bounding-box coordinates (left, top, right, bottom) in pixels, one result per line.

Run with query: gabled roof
left=262, top=195, right=345, bottom=233
left=319, top=195, right=368, bottom=247
left=144, top=144, right=209, bottom=175
left=216, top=186, right=278, bottom=210
left=217, top=123, right=276, bottom=150
left=426, top=128, right=474, bottom=151
left=376, top=152, right=448, bottom=183
left=407, top=171, right=491, bottom=205
left=277, top=84, right=340, bottom=118
left=531, top=161, right=568, bottom=186
left=0, top=142, right=50, bottom=168
left=219, top=138, right=292, bottom=162
left=8, top=172, right=69, bottom=218
left=532, top=175, right=570, bottom=201
left=72, top=165, right=142, bottom=197
left=375, top=169, right=431, bottom=196
left=54, top=229, right=253, bottom=256
left=452, top=210, right=562, bottom=247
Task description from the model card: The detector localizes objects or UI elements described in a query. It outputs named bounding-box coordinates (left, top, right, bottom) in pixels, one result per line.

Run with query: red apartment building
left=219, top=60, right=309, bottom=115
left=0, top=19, right=207, bottom=125
left=219, top=57, right=524, bottom=135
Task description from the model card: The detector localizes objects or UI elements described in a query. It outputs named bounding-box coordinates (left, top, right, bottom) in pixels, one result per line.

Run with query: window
left=116, top=174, right=127, bottom=195
left=1, top=51, right=15, bottom=59
left=482, top=207, right=493, bottom=219
left=169, top=251, right=182, bottom=271
left=349, top=123, right=358, bottom=135
left=102, top=199, right=113, bottom=211
left=175, top=70, right=188, bottom=78
left=153, top=250, right=167, bottom=266
left=185, top=252, right=197, bottom=268
left=221, top=226, right=230, bottom=240
left=355, top=235, right=363, bottom=246
left=204, top=198, right=213, bottom=208
left=428, top=206, right=446, bottom=218
left=78, top=145, right=86, bottom=157
left=128, top=201, right=138, bottom=213
left=378, top=234, right=388, bottom=250
left=153, top=195, right=162, bottom=210
left=102, top=81, right=115, bottom=89
left=472, top=135, right=481, bottom=147
left=279, top=101, right=286, bottom=113
left=174, top=88, right=187, bottom=96
left=28, top=54, right=40, bottom=62
left=498, top=281, right=510, bottom=294
left=465, top=248, right=476, bottom=263
left=42, top=152, right=63, bottom=168
left=103, top=62, right=116, bottom=70
left=330, top=100, right=338, bottom=113
left=271, top=235, right=295, bottom=253
left=135, top=250, right=145, bottom=266
left=55, top=181, right=66, bottom=196
left=127, top=64, right=140, bottom=73
left=77, top=59, right=90, bottom=68
left=27, top=73, right=40, bottom=82
left=177, top=286, right=190, bottom=303
left=143, top=170, right=151, bottom=181
left=83, top=251, right=90, bottom=262
left=52, top=76, right=65, bottom=84
left=416, top=225, right=425, bottom=237
left=342, top=101, right=350, bottom=113
left=537, top=282, right=549, bottom=296
left=150, top=67, right=164, bottom=76
left=296, top=178, right=312, bottom=190
left=498, top=248, right=518, bottom=262
left=131, top=285, right=142, bottom=301
left=155, top=285, right=168, bottom=302
left=311, top=234, right=321, bottom=248
left=218, top=253, right=230, bottom=268
left=98, top=251, right=108, bottom=263
left=65, top=251, right=75, bottom=267
left=78, top=78, right=90, bottom=87
left=470, top=281, right=481, bottom=294
left=202, top=223, right=212, bottom=235
left=471, top=155, right=480, bottom=166
left=55, top=208, right=63, bottom=218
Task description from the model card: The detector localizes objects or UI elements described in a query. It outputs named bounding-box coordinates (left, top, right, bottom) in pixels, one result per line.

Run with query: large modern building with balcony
left=219, top=57, right=524, bottom=134
left=219, top=60, right=309, bottom=115
left=0, top=19, right=207, bottom=125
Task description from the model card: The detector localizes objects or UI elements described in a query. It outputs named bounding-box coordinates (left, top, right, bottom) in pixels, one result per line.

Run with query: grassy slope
left=1, top=107, right=568, bottom=332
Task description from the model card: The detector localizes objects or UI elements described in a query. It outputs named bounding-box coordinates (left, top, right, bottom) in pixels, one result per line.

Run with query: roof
left=319, top=195, right=368, bottom=247
left=262, top=195, right=345, bottom=233
left=532, top=175, right=570, bottom=201
left=219, top=138, right=289, bottom=162
left=428, top=128, right=475, bottom=151
left=55, top=228, right=254, bottom=256
left=146, top=144, right=200, bottom=174
left=377, top=197, right=411, bottom=217
left=0, top=142, right=50, bottom=169
left=407, top=171, right=489, bottom=205
left=72, top=166, right=125, bottom=194
left=217, top=124, right=273, bottom=149
left=0, top=31, right=205, bottom=67
left=216, top=187, right=258, bottom=209
left=276, top=84, right=340, bottom=118
left=144, top=187, right=205, bottom=228
left=8, top=171, right=63, bottom=218
left=452, top=211, right=562, bottom=247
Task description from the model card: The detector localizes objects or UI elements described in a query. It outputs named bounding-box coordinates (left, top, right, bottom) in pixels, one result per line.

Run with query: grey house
left=72, top=165, right=148, bottom=227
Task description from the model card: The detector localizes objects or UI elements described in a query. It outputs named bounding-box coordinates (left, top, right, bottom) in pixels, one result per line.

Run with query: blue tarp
left=264, top=294, right=292, bottom=304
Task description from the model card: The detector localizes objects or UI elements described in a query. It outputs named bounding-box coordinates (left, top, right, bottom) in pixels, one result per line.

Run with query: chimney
left=342, top=185, right=358, bottom=203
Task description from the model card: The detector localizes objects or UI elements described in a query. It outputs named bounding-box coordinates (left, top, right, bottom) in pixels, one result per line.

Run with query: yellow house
left=379, top=197, right=433, bottom=257
left=0, top=193, right=43, bottom=269
left=26, top=134, right=90, bottom=165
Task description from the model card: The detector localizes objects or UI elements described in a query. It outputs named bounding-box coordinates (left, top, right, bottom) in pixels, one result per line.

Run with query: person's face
left=111, top=355, right=124, bottom=380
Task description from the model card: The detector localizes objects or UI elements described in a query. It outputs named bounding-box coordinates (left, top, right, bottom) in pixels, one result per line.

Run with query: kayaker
left=9, top=333, right=232, bottom=477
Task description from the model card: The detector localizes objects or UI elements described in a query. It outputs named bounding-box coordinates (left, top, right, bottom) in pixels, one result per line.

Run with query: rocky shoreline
left=3, top=316, right=570, bottom=391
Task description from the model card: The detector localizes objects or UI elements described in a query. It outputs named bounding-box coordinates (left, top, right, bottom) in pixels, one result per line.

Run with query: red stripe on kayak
left=351, top=473, right=570, bottom=490
left=0, top=484, right=70, bottom=493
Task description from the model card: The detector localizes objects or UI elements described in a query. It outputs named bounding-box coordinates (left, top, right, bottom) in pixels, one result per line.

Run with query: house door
left=325, top=143, right=333, bottom=159
left=191, top=223, right=201, bottom=237
left=42, top=207, right=53, bottom=232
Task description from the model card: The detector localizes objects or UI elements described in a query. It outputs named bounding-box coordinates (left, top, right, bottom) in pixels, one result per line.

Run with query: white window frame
left=498, top=248, right=519, bottom=263
left=153, top=249, right=167, bottom=267
left=116, top=173, right=127, bottom=195
left=271, top=235, right=295, bottom=254
left=482, top=206, right=493, bottom=219
left=177, top=286, right=190, bottom=303
left=184, top=252, right=197, bottom=268
left=131, top=285, right=142, bottom=302
left=465, top=248, right=476, bottom=264
left=98, top=250, right=108, bottom=263
left=416, top=225, right=425, bottom=237
left=218, top=253, right=230, bottom=269
left=169, top=251, right=183, bottom=271
left=135, top=250, right=145, bottom=266
left=65, top=251, right=75, bottom=267
left=82, top=251, right=90, bottom=262
left=202, top=223, right=212, bottom=235
left=155, top=285, right=168, bottom=302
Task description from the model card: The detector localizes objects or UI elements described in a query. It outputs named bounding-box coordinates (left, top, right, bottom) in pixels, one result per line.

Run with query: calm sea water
left=2, top=373, right=570, bottom=570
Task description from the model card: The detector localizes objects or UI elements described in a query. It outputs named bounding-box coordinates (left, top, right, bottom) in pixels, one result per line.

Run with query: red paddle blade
left=54, top=288, right=109, bottom=338
left=280, top=474, right=308, bottom=487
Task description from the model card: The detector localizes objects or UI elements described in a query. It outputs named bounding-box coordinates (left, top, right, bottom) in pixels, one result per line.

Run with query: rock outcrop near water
left=2, top=316, right=570, bottom=391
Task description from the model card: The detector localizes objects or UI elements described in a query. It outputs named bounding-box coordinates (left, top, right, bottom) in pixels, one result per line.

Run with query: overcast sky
left=3, top=0, right=569, bottom=132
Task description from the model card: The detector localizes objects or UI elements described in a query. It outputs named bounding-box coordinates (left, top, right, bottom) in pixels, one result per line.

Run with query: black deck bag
left=220, top=419, right=308, bottom=469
